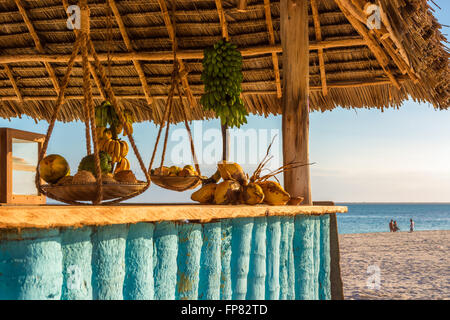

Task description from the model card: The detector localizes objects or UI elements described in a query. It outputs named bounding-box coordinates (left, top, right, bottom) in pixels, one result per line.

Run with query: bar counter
left=0, top=204, right=347, bottom=300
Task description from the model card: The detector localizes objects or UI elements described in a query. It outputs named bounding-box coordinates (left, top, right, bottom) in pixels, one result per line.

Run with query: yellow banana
left=114, top=140, right=121, bottom=163
left=119, top=140, right=129, bottom=158
left=107, top=140, right=116, bottom=159
left=124, top=158, right=130, bottom=170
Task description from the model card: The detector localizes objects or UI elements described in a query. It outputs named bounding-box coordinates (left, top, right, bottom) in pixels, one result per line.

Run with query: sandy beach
left=339, top=230, right=450, bottom=300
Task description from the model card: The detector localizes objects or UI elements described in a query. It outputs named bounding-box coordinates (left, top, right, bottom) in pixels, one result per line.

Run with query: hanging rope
left=148, top=0, right=201, bottom=179
left=36, top=0, right=150, bottom=205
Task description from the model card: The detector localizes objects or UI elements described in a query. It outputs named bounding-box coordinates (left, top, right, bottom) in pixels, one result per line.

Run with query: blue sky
left=1, top=1, right=449, bottom=203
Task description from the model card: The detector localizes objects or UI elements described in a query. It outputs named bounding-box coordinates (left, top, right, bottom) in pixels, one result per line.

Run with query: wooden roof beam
left=263, top=0, right=282, bottom=98
left=2, top=64, right=23, bottom=102
left=0, top=76, right=410, bottom=102
left=311, top=0, right=328, bottom=96
left=215, top=0, right=229, bottom=41
left=106, top=0, right=161, bottom=121
left=157, top=0, right=197, bottom=120
left=334, top=0, right=400, bottom=89
left=13, top=0, right=60, bottom=95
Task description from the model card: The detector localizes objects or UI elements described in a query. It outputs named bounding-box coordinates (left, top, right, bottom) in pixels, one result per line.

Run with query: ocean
left=336, top=203, right=450, bottom=234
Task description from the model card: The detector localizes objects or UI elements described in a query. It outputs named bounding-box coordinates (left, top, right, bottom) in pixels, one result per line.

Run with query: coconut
left=241, top=182, right=265, bottom=205
left=72, top=170, right=96, bottom=184
left=56, top=175, right=73, bottom=186
left=214, top=180, right=241, bottom=205
left=191, top=183, right=216, bottom=204
left=258, top=181, right=290, bottom=206
left=217, top=161, right=248, bottom=186
left=114, top=170, right=137, bottom=183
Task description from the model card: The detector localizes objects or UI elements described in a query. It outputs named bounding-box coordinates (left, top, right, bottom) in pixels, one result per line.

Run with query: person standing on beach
left=410, top=219, right=415, bottom=232
left=389, top=220, right=394, bottom=232
left=393, top=221, right=399, bottom=232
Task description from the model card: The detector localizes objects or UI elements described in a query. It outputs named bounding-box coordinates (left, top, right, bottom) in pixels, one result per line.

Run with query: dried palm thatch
left=0, top=0, right=448, bottom=124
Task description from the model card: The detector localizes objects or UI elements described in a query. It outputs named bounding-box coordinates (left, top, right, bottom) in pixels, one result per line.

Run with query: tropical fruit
left=241, top=182, right=265, bottom=205
left=56, top=175, right=73, bottom=186
left=114, top=158, right=130, bottom=174
left=153, top=166, right=169, bottom=176
left=258, top=181, right=290, bottom=206
left=200, top=39, right=248, bottom=128
left=102, top=173, right=117, bottom=184
left=191, top=183, right=217, bottom=204
left=217, top=161, right=247, bottom=185
left=168, top=166, right=181, bottom=176
left=39, top=154, right=70, bottom=184
left=214, top=180, right=241, bottom=205
left=114, top=170, right=137, bottom=183
left=78, top=151, right=112, bottom=175
left=72, top=170, right=96, bottom=184
left=99, top=139, right=124, bottom=163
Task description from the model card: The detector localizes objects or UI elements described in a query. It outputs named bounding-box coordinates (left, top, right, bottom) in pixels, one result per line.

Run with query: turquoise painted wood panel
left=0, top=215, right=332, bottom=300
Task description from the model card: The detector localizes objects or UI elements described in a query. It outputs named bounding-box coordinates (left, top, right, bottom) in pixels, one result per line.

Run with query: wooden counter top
left=0, top=203, right=347, bottom=230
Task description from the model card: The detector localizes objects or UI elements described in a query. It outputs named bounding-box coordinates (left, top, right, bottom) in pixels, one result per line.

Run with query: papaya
left=78, top=151, right=112, bottom=175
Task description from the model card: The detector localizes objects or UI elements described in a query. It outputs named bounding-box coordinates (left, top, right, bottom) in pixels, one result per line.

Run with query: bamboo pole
left=334, top=0, right=400, bottom=89
left=2, top=64, right=23, bottom=103
left=157, top=0, right=196, bottom=120
left=311, top=0, right=328, bottom=96
left=281, top=0, right=312, bottom=205
left=0, top=39, right=370, bottom=64
left=107, top=0, right=161, bottom=122
left=0, top=76, right=409, bottom=102
left=13, top=0, right=61, bottom=95
left=263, top=0, right=282, bottom=98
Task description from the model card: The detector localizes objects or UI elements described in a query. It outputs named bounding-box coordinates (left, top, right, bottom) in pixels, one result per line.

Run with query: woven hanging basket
left=35, top=1, right=150, bottom=205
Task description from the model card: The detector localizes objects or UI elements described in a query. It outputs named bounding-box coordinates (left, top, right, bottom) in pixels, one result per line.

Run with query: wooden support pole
left=281, top=0, right=311, bottom=205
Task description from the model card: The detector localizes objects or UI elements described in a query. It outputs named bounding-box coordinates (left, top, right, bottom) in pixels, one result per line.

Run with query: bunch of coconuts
left=191, top=162, right=292, bottom=206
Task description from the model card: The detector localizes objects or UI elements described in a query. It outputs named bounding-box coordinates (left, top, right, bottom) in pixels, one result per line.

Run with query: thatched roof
left=0, top=0, right=448, bottom=123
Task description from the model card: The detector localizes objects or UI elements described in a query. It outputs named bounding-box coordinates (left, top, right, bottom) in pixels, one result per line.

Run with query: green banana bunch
left=200, top=39, right=248, bottom=128
left=94, top=101, right=135, bottom=137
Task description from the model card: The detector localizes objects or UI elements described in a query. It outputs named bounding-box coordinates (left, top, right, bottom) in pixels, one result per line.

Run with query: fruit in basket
left=56, top=175, right=73, bottom=186
left=191, top=183, right=217, bottom=204
left=168, top=166, right=181, bottom=176
left=179, top=167, right=197, bottom=177
left=114, top=170, right=137, bottom=183
left=214, top=180, right=241, bottom=205
left=217, top=161, right=247, bottom=185
left=102, top=173, right=117, bottom=184
left=114, top=158, right=130, bottom=174
left=72, top=170, right=96, bottom=184
left=78, top=151, right=112, bottom=175
left=153, top=166, right=169, bottom=176
left=258, top=181, right=290, bottom=206
left=241, top=182, right=265, bottom=205
left=39, top=154, right=70, bottom=184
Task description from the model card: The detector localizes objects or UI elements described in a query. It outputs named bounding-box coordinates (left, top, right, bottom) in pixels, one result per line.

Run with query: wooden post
left=281, top=0, right=312, bottom=205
